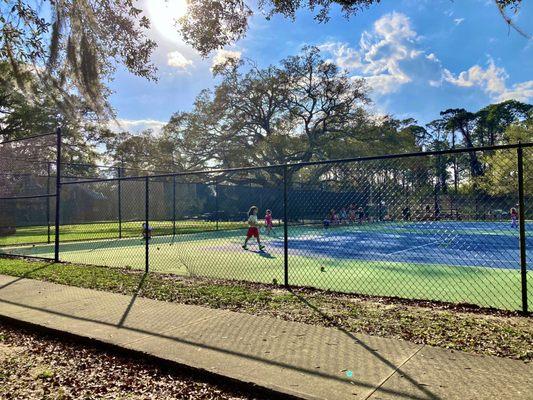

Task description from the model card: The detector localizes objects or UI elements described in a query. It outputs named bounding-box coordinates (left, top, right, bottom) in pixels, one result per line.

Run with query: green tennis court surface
left=0, top=220, right=246, bottom=246
left=2, top=221, right=530, bottom=311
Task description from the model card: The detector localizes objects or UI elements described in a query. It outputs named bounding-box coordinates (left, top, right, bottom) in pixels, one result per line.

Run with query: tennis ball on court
left=320, top=266, right=325, bottom=272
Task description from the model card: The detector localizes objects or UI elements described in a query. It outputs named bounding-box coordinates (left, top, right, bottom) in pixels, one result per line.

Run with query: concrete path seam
left=363, top=344, right=426, bottom=400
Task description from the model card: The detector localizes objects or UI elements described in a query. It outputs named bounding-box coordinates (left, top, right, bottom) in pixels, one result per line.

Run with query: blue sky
left=108, top=0, right=533, bottom=133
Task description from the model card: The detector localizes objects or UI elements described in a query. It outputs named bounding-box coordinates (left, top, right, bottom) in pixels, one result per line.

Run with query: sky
left=108, top=0, right=533, bottom=134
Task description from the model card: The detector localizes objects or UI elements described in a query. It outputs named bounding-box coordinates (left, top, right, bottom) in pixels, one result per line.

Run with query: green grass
left=1, top=221, right=528, bottom=312
left=2, top=227, right=529, bottom=311
left=0, top=258, right=531, bottom=361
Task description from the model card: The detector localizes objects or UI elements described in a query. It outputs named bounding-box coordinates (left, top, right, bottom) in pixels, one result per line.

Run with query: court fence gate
left=1, top=129, right=531, bottom=313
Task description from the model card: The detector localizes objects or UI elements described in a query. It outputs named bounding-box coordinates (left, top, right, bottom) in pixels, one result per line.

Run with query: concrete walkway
left=0, top=274, right=531, bottom=400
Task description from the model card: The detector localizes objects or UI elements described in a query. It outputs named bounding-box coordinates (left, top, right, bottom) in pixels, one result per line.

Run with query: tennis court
left=2, top=220, right=531, bottom=310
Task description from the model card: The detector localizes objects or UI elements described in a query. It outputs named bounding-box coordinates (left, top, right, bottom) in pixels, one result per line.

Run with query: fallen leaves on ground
left=0, top=321, right=258, bottom=400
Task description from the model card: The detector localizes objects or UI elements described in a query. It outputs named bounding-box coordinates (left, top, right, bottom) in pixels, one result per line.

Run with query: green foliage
left=163, top=47, right=379, bottom=181
left=479, top=118, right=533, bottom=196
left=180, top=0, right=526, bottom=55
left=475, top=100, right=532, bottom=146
left=1, top=0, right=157, bottom=115
left=0, top=62, right=58, bottom=138
left=424, top=101, right=532, bottom=196
left=0, top=61, right=107, bottom=179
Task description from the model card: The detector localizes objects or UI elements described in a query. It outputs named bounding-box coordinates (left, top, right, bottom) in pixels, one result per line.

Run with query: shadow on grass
left=0, top=277, right=437, bottom=400
left=0, top=264, right=51, bottom=290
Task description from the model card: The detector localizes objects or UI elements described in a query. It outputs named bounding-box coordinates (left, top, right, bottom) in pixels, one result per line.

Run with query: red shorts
left=246, top=227, right=259, bottom=238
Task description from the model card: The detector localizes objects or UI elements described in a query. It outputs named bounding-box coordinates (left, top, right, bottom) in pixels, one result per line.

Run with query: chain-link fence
left=1, top=141, right=531, bottom=312
left=0, top=132, right=59, bottom=249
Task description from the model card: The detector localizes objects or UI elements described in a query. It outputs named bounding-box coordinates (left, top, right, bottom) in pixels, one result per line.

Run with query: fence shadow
left=288, top=288, right=441, bottom=400
left=0, top=274, right=440, bottom=400
left=118, top=272, right=147, bottom=327
left=0, top=264, right=51, bottom=290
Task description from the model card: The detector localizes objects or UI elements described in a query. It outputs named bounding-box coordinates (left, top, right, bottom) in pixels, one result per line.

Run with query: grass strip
left=0, top=257, right=531, bottom=361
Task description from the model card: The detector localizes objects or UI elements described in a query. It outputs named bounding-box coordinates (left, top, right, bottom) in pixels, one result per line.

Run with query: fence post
left=215, top=176, right=219, bottom=231
left=517, top=144, right=528, bottom=313
left=54, top=127, right=62, bottom=262
left=118, top=166, right=122, bottom=239
left=172, top=175, right=176, bottom=236
left=46, top=162, right=51, bottom=244
left=145, top=176, right=150, bottom=273
left=283, top=165, right=289, bottom=287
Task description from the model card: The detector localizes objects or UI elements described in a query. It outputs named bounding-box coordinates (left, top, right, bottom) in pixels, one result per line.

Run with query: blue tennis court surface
left=2, top=220, right=530, bottom=271
left=273, top=221, right=532, bottom=269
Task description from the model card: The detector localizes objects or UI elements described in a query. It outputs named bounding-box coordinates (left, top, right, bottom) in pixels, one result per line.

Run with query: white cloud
left=444, top=59, right=533, bottom=102
left=320, top=13, right=532, bottom=103
left=109, top=119, right=166, bottom=135
left=319, top=42, right=362, bottom=69
left=453, top=18, right=465, bottom=25
left=167, top=51, right=193, bottom=70
left=499, top=81, right=533, bottom=102
left=211, top=49, right=242, bottom=70
left=320, top=12, right=441, bottom=95
left=365, top=74, right=410, bottom=94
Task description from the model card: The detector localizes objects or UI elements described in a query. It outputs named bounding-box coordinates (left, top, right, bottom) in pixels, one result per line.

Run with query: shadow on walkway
left=288, top=289, right=440, bottom=400
left=0, top=275, right=438, bottom=400
left=118, top=272, right=147, bottom=327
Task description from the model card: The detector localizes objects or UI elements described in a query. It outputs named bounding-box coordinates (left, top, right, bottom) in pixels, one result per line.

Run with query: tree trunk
left=461, top=128, right=484, bottom=177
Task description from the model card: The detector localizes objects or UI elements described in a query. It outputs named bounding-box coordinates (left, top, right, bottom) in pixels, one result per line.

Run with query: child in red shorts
left=243, top=206, right=265, bottom=250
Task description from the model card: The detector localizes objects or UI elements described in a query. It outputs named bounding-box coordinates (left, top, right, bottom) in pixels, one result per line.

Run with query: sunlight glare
left=147, top=0, right=188, bottom=43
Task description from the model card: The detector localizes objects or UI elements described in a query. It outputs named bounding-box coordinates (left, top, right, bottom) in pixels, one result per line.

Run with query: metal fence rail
left=1, top=130, right=531, bottom=313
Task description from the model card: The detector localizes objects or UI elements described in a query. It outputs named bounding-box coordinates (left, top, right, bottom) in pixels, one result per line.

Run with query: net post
left=118, top=166, right=122, bottom=239
left=46, top=162, right=51, bottom=244
left=54, top=127, right=62, bottom=262
left=172, top=175, right=176, bottom=236
left=517, top=143, right=528, bottom=313
left=283, top=165, right=289, bottom=287
left=145, top=176, right=150, bottom=274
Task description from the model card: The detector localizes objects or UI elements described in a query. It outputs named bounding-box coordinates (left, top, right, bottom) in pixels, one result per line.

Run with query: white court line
left=384, top=240, right=442, bottom=256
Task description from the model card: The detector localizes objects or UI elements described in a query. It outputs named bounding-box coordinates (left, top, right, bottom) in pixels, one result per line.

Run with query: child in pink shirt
left=265, top=209, right=273, bottom=235
left=510, top=207, right=518, bottom=228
